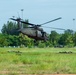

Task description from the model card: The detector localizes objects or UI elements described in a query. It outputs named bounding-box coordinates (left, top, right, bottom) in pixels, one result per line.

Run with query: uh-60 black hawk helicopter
left=10, top=17, right=64, bottom=41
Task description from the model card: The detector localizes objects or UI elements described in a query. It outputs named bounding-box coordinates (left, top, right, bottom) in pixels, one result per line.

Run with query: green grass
left=0, top=47, right=76, bottom=74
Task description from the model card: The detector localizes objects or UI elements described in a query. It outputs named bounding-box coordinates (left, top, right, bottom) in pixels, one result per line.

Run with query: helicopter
left=10, top=17, right=64, bottom=41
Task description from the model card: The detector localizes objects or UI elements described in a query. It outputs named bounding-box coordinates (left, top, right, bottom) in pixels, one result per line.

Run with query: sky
left=0, top=0, right=76, bottom=33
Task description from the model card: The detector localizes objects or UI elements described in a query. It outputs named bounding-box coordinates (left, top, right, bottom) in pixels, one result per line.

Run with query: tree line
left=0, top=21, right=76, bottom=48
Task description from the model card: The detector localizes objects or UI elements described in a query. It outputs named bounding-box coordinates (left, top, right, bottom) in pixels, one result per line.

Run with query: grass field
left=0, top=47, right=76, bottom=75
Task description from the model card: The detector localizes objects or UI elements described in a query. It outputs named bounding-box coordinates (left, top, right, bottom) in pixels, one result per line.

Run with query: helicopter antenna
left=40, top=17, right=62, bottom=26
left=17, top=12, right=24, bottom=29
left=12, top=16, right=15, bottom=18
left=17, top=12, right=20, bottom=18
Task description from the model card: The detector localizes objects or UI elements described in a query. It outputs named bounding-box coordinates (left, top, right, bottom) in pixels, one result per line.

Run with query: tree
left=23, top=19, right=29, bottom=28
left=0, top=34, right=9, bottom=47
left=7, top=35, right=20, bottom=46
left=64, top=29, right=74, bottom=35
left=73, top=32, right=76, bottom=46
left=1, top=21, right=19, bottom=35
left=49, top=31, right=59, bottom=46
left=58, top=29, right=74, bottom=47
left=1, top=19, right=29, bottom=35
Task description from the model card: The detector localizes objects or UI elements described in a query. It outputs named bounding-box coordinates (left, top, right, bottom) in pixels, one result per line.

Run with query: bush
left=38, top=42, right=46, bottom=48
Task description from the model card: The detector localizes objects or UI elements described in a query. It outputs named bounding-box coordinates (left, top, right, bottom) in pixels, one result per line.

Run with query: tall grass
left=0, top=47, right=76, bottom=74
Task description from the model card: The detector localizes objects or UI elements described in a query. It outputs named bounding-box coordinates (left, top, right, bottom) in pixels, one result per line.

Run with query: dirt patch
left=21, top=74, right=76, bottom=75
left=25, top=74, right=76, bottom=75
left=0, top=71, right=76, bottom=75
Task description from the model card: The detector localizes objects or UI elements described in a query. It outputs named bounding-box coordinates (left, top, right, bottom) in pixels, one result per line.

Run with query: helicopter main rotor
left=40, top=17, right=62, bottom=26
left=10, top=17, right=62, bottom=30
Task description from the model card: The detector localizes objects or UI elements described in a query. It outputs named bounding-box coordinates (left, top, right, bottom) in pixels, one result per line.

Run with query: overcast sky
left=0, top=0, right=76, bottom=33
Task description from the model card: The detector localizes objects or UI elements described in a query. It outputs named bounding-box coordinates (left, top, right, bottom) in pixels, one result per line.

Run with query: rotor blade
left=42, top=26, right=66, bottom=30
left=19, top=20, right=36, bottom=26
left=10, top=18, right=18, bottom=21
left=10, top=18, right=22, bottom=21
left=10, top=18, right=36, bottom=26
left=40, top=17, right=62, bottom=26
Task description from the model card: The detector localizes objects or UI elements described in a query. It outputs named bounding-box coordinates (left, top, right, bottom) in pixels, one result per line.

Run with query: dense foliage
left=0, top=21, right=76, bottom=47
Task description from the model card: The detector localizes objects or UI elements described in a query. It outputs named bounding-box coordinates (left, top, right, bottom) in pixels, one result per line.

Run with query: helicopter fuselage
left=19, top=28, right=48, bottom=41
